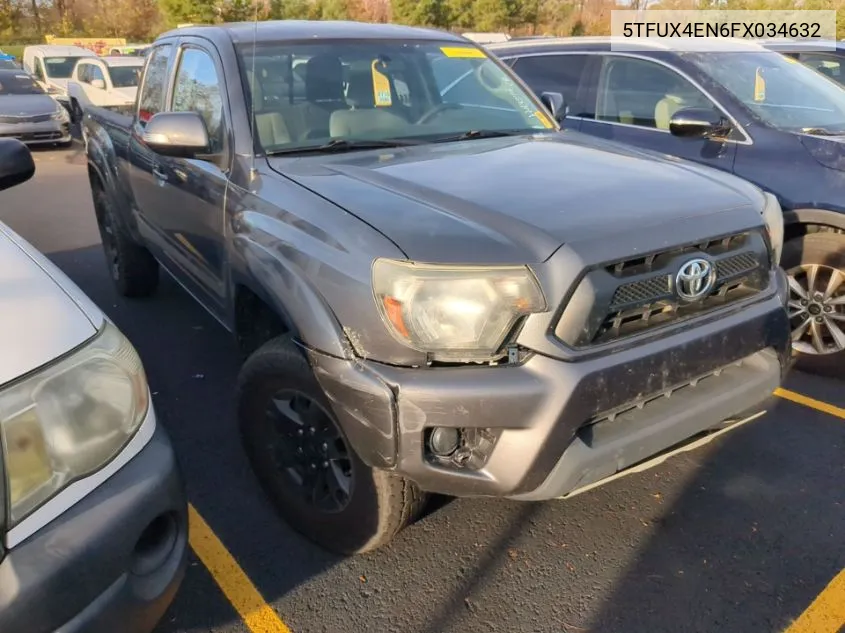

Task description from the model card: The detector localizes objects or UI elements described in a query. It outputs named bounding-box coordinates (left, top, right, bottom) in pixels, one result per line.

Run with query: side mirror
left=142, top=111, right=210, bottom=158
left=669, top=107, right=732, bottom=140
left=91, top=78, right=106, bottom=90
left=0, top=138, right=35, bottom=193
left=540, top=91, right=568, bottom=122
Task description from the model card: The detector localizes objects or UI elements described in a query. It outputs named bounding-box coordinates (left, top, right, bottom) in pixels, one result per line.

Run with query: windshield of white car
left=44, top=56, right=86, bottom=79
left=0, top=73, right=45, bottom=95
left=237, top=39, right=557, bottom=153
left=687, top=51, right=845, bottom=134
left=109, top=65, right=142, bottom=88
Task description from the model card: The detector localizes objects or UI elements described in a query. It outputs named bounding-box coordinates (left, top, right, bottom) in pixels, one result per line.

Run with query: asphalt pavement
left=1, top=145, right=843, bottom=633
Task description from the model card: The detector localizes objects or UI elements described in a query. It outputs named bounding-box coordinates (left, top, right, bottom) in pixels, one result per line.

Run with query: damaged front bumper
left=309, top=268, right=791, bottom=500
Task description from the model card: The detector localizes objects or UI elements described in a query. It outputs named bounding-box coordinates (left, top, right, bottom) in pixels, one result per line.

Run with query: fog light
left=428, top=427, right=459, bottom=456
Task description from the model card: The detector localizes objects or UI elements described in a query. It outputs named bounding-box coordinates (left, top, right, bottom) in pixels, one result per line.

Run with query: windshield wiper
left=800, top=127, right=845, bottom=136
left=429, top=129, right=529, bottom=144
left=265, top=138, right=424, bottom=156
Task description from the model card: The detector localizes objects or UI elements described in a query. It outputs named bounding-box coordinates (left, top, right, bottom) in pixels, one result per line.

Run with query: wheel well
left=235, top=285, right=289, bottom=357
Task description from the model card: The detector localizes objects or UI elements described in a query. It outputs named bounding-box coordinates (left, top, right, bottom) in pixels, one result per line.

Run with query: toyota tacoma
left=84, top=21, right=791, bottom=554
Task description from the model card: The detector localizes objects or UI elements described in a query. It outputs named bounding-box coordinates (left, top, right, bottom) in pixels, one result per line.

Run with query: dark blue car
left=486, top=37, right=845, bottom=376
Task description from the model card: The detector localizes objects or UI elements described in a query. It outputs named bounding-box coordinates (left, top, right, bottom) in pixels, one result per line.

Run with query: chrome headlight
left=761, top=192, right=784, bottom=266
left=0, top=321, right=149, bottom=526
left=372, top=259, right=546, bottom=361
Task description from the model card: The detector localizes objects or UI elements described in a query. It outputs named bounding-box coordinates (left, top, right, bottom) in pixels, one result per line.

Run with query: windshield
left=0, top=73, right=45, bottom=95
left=109, top=65, right=142, bottom=88
left=687, top=51, right=845, bottom=133
left=237, top=40, right=556, bottom=153
left=43, top=56, right=85, bottom=79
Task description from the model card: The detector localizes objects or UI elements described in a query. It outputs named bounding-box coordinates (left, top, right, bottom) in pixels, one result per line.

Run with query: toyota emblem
left=676, top=258, right=716, bottom=302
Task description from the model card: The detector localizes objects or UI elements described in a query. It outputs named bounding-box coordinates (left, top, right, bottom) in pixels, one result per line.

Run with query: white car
left=0, top=137, right=187, bottom=632
left=67, top=56, right=144, bottom=120
left=22, top=45, right=97, bottom=107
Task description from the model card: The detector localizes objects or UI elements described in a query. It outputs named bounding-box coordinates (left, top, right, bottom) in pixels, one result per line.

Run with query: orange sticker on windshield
left=371, top=60, right=392, bottom=107
left=754, top=67, right=766, bottom=102
left=440, top=46, right=486, bottom=59
left=534, top=110, right=555, bottom=129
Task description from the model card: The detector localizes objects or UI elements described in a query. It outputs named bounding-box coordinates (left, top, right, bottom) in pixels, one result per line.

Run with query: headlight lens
left=52, top=106, right=69, bottom=122
left=761, top=192, right=784, bottom=266
left=372, top=259, right=546, bottom=360
left=0, top=322, right=149, bottom=526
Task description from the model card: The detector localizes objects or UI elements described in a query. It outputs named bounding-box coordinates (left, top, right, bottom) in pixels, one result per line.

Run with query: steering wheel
left=415, top=102, right=464, bottom=125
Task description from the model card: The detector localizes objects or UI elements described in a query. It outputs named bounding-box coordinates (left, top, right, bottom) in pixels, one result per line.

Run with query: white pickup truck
left=66, top=56, right=144, bottom=121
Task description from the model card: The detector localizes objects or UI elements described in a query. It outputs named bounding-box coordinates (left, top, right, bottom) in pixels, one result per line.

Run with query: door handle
left=152, top=166, right=167, bottom=183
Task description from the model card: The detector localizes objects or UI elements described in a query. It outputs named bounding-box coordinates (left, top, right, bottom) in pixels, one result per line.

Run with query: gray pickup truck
left=84, top=20, right=792, bottom=554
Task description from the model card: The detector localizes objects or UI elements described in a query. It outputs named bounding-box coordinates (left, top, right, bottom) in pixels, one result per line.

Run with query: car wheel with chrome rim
left=782, top=231, right=845, bottom=377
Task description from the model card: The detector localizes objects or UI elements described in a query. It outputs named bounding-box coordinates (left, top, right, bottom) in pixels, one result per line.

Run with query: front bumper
left=311, top=268, right=791, bottom=500
left=0, top=413, right=188, bottom=633
left=0, top=119, right=71, bottom=145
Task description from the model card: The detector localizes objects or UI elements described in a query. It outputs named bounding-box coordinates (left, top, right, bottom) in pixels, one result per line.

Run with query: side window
left=799, top=53, right=844, bottom=86
left=430, top=57, right=511, bottom=109
left=33, top=59, right=45, bottom=82
left=510, top=54, right=589, bottom=113
left=596, top=56, right=715, bottom=130
left=137, top=44, right=173, bottom=125
left=170, top=47, right=225, bottom=154
left=90, top=64, right=105, bottom=83
left=77, top=63, right=89, bottom=83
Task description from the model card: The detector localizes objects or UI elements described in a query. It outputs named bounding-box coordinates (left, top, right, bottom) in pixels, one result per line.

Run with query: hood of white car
left=0, top=222, right=104, bottom=388
left=47, top=78, right=69, bottom=92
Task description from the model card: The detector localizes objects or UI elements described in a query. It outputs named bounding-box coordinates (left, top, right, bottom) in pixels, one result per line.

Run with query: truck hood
left=0, top=93, right=60, bottom=116
left=270, top=132, right=765, bottom=263
left=0, top=222, right=102, bottom=388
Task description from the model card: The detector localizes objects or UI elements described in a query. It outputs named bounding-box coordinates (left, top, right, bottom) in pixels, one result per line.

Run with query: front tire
left=237, top=335, right=427, bottom=554
left=93, top=187, right=159, bottom=297
left=782, top=231, right=845, bottom=377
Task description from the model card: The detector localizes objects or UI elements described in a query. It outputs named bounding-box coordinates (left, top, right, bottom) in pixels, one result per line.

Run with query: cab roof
left=159, top=20, right=469, bottom=46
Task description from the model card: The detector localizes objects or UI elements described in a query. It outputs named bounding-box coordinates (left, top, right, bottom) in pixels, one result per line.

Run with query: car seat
left=330, top=69, right=407, bottom=138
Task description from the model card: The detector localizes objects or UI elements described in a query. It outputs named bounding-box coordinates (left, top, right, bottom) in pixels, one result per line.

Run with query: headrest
left=305, top=54, right=344, bottom=102
left=346, top=69, right=375, bottom=108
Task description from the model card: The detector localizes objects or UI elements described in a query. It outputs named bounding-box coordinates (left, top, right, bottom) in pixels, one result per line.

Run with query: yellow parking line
left=774, top=388, right=844, bottom=632
left=784, top=568, right=845, bottom=633
left=188, top=504, right=292, bottom=633
left=775, top=388, right=845, bottom=420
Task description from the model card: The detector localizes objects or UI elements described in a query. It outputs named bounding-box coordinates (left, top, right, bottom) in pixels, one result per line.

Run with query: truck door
left=128, top=41, right=176, bottom=267
left=146, top=41, right=230, bottom=320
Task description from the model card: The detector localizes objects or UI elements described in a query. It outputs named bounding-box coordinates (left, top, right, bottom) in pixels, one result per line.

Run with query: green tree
left=219, top=0, right=254, bottom=21
left=268, top=0, right=311, bottom=19
left=159, top=0, right=217, bottom=26
left=392, top=0, right=449, bottom=26
left=312, top=0, right=351, bottom=19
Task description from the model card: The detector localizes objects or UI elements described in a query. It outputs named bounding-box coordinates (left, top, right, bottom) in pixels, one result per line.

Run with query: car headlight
left=372, top=259, right=546, bottom=361
left=52, top=106, right=69, bottom=122
left=761, top=192, right=784, bottom=266
left=0, top=321, right=149, bottom=526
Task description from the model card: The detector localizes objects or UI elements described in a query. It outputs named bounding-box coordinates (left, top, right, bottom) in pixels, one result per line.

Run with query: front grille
left=0, top=112, right=54, bottom=124
left=555, top=231, right=770, bottom=348
left=0, top=130, right=64, bottom=141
